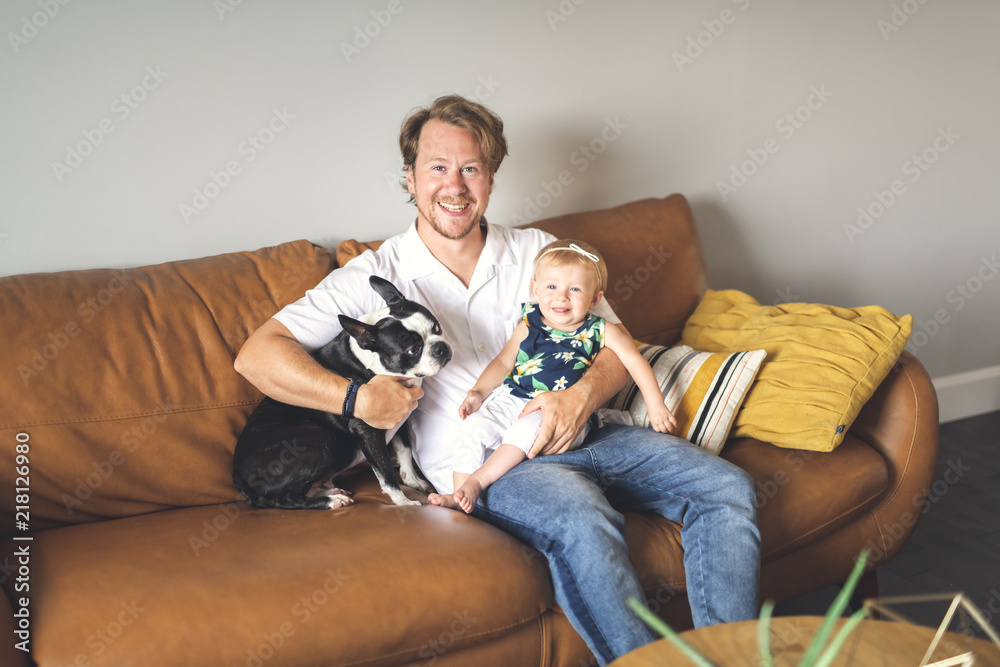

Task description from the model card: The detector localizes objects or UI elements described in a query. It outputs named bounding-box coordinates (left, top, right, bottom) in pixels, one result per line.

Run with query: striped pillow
left=607, top=344, right=766, bottom=454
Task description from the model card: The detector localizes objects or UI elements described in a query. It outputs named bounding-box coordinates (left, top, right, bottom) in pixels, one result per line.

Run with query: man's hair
left=533, top=239, right=608, bottom=294
left=398, top=95, right=509, bottom=202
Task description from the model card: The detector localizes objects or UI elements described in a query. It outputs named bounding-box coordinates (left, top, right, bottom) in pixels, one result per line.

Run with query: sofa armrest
left=847, top=351, right=940, bottom=564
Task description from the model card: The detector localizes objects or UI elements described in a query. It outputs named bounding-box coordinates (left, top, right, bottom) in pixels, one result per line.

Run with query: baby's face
left=530, top=258, right=601, bottom=331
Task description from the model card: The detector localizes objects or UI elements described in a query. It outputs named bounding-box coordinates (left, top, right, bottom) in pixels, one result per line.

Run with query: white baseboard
left=932, top=364, right=1000, bottom=423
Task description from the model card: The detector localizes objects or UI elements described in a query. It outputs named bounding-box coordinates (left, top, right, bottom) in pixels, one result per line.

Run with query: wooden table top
left=609, top=615, right=1000, bottom=666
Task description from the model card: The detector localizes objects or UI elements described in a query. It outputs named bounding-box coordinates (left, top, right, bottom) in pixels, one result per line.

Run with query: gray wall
left=2, top=1, right=997, bottom=397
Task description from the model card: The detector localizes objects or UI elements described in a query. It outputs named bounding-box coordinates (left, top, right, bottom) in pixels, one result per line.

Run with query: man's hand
left=520, top=389, right=592, bottom=458
left=521, top=344, right=630, bottom=458
left=354, top=375, right=423, bottom=430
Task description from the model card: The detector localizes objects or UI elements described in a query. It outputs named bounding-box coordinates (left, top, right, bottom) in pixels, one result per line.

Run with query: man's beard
left=420, top=198, right=482, bottom=240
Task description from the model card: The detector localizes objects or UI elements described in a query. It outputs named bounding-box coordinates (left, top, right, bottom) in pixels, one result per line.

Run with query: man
left=235, top=94, right=760, bottom=665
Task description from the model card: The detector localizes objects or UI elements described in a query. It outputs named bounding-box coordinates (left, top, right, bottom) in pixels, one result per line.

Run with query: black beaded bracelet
left=342, top=379, right=360, bottom=420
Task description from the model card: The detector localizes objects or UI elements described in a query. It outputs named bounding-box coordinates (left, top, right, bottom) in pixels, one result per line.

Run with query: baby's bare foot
left=454, top=478, right=484, bottom=514
left=428, top=493, right=462, bottom=511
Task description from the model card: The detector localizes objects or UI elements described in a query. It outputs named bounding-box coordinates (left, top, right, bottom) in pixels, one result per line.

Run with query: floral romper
left=451, top=302, right=607, bottom=475
left=503, top=302, right=606, bottom=398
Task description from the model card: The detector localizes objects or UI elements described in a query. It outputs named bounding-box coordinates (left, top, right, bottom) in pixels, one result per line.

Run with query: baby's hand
left=648, top=401, right=678, bottom=435
left=458, top=390, right=484, bottom=420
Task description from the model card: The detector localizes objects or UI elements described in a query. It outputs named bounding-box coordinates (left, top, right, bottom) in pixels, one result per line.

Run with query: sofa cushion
left=607, top=344, right=765, bottom=454
left=722, top=435, right=889, bottom=562
left=16, top=470, right=556, bottom=667
left=682, top=289, right=913, bottom=452
left=0, top=240, right=332, bottom=537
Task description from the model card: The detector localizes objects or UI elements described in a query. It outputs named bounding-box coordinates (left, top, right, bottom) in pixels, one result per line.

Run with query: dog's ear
left=369, top=275, right=405, bottom=307
left=338, top=315, right=378, bottom=350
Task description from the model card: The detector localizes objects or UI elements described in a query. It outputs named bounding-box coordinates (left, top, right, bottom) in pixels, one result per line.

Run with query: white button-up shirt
left=274, top=220, right=616, bottom=493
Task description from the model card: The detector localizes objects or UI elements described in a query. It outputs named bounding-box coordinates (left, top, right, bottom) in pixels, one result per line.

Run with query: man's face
left=406, top=119, right=494, bottom=241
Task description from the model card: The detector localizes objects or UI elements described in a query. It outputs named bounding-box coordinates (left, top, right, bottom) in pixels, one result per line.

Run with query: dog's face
left=339, top=277, right=452, bottom=379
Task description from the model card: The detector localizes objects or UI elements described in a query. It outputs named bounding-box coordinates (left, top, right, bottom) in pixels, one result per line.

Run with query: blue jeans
left=471, top=424, right=760, bottom=665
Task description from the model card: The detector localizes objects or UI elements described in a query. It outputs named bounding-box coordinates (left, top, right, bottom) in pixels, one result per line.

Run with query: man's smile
left=437, top=201, right=471, bottom=214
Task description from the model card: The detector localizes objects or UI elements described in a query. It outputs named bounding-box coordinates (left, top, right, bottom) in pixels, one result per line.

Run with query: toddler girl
left=429, top=239, right=677, bottom=512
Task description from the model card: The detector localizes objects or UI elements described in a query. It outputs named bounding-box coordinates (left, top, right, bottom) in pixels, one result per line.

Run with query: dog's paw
left=383, top=487, right=423, bottom=507
left=401, top=474, right=435, bottom=494
left=325, top=493, right=354, bottom=509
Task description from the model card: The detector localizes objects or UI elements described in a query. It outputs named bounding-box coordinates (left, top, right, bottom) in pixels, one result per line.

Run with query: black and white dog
left=233, top=276, right=452, bottom=509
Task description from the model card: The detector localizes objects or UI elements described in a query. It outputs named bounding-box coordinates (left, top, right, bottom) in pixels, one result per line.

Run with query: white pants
left=451, top=388, right=590, bottom=475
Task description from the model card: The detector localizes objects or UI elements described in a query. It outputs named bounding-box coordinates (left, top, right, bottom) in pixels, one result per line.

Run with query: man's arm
left=234, top=318, right=421, bottom=430
left=520, top=344, right=629, bottom=458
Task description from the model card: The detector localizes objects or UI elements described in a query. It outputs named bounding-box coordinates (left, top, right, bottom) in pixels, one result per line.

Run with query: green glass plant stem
left=626, top=598, right=717, bottom=667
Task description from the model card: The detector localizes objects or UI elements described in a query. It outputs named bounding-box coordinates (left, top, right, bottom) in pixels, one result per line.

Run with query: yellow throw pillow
left=682, top=289, right=913, bottom=452
left=607, top=344, right=766, bottom=455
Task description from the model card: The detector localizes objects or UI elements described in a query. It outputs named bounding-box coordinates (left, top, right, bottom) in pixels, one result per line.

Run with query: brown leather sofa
left=1, top=194, right=938, bottom=667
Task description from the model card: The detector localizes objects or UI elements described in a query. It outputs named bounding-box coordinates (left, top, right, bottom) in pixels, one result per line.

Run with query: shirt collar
left=396, top=218, right=520, bottom=284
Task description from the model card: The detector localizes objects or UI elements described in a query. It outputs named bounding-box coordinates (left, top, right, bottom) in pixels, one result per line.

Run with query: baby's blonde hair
left=533, top=239, right=608, bottom=294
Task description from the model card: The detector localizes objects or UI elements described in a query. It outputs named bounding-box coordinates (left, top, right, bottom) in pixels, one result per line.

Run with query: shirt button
left=477, top=343, right=486, bottom=352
